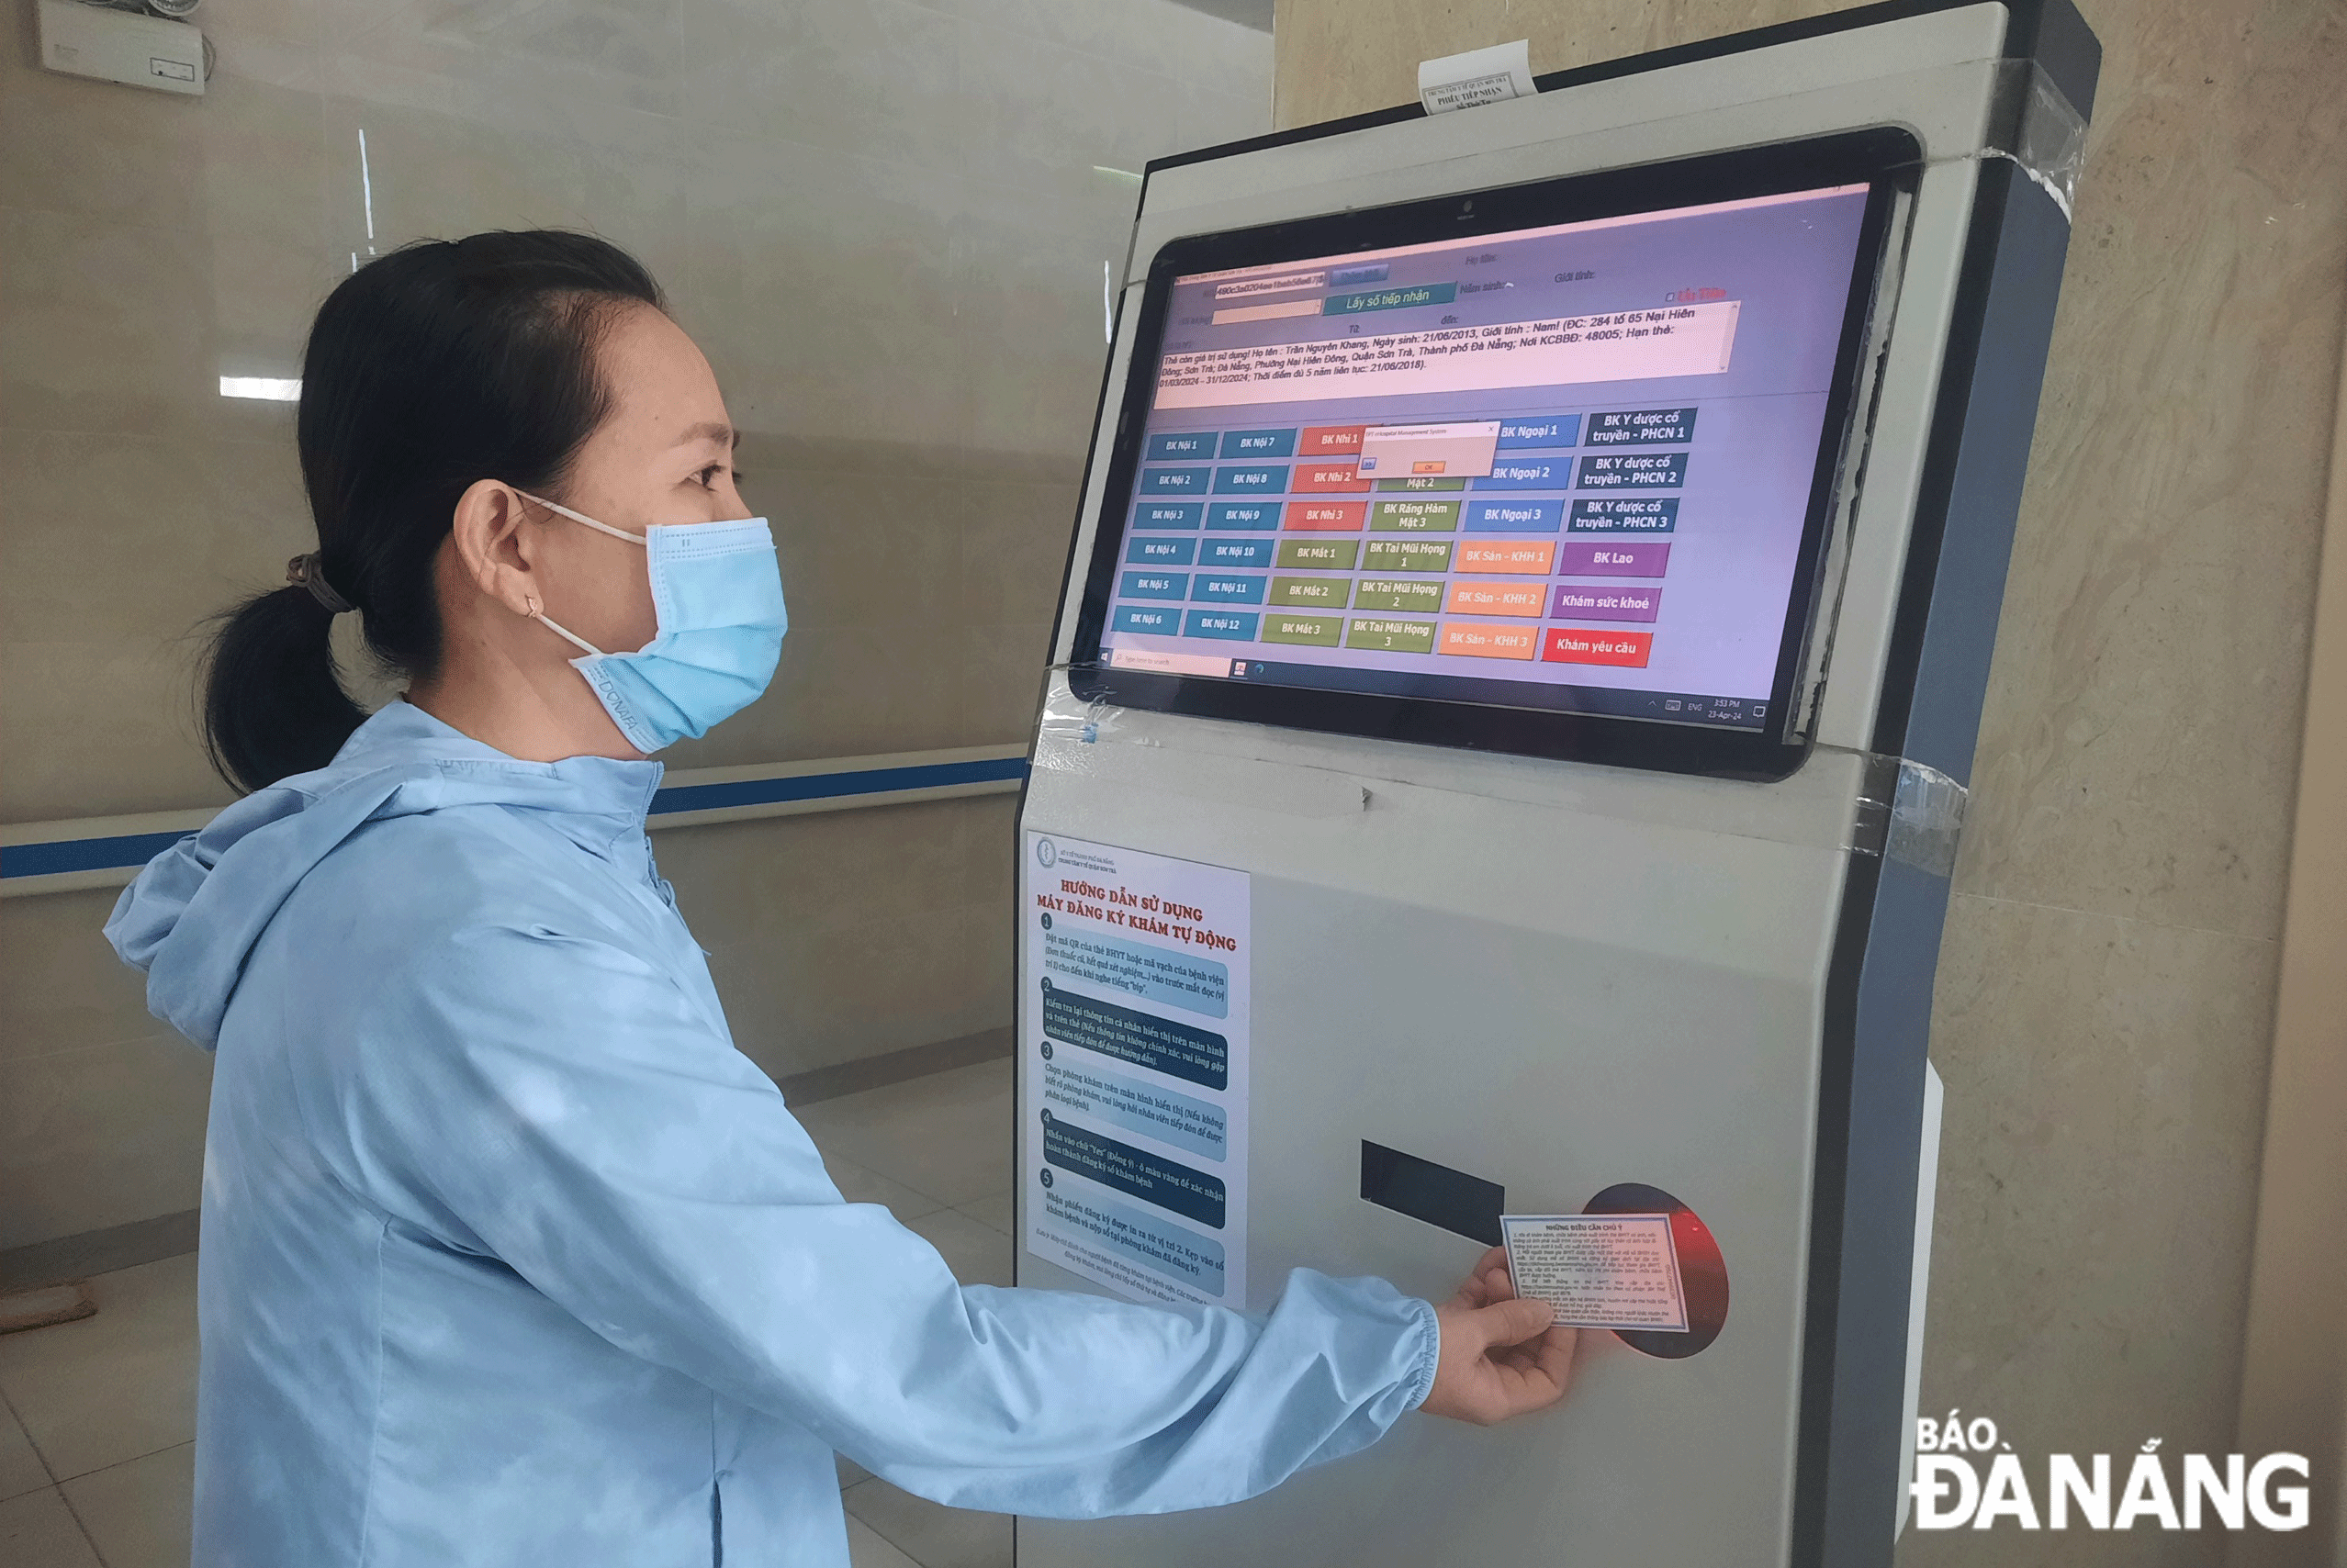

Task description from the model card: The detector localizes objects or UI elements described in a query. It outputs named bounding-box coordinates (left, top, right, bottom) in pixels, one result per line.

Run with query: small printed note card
left=1501, top=1214, right=1690, bottom=1331
left=1417, top=39, right=1536, bottom=116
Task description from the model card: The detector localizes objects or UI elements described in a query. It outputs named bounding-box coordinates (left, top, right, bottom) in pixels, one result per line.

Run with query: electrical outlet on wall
left=36, top=0, right=206, bottom=96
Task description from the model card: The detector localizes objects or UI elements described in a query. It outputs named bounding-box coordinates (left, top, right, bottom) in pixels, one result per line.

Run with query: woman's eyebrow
left=675, top=421, right=739, bottom=450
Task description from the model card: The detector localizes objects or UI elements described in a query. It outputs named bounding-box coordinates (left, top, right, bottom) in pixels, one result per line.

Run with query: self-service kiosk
left=1013, top=4, right=2097, bottom=1562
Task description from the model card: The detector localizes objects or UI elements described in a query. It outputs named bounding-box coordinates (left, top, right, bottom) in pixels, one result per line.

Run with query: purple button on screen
left=1556, top=542, right=1671, bottom=577
left=1551, top=583, right=1662, bottom=622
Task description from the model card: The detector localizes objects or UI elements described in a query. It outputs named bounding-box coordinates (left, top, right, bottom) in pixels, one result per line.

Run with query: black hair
left=200, top=230, right=665, bottom=794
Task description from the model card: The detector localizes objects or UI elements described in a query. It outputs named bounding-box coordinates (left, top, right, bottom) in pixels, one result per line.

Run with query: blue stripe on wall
left=0, top=757, right=1030, bottom=880
left=647, top=756, right=1028, bottom=816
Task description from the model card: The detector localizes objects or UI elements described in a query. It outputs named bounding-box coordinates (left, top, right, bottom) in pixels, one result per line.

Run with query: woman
left=107, top=231, right=1573, bottom=1567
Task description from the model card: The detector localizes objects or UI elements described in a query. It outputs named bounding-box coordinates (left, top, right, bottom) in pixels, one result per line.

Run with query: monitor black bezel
left=1065, top=125, right=1920, bottom=781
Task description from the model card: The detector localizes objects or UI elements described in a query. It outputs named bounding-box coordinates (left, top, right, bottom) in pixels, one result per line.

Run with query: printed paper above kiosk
left=1015, top=4, right=2095, bottom=1567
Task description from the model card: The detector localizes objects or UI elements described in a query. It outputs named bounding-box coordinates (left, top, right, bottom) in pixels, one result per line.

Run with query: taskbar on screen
left=1100, top=646, right=1770, bottom=731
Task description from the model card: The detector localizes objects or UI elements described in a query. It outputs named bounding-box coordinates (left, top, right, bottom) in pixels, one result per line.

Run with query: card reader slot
left=1360, top=1140, right=1504, bottom=1246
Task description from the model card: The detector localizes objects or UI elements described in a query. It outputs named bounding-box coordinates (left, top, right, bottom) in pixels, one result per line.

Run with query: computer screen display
left=1069, top=131, right=1911, bottom=775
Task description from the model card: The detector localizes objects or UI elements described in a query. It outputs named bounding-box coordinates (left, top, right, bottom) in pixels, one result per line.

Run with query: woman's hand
left=1421, top=1246, right=1578, bottom=1426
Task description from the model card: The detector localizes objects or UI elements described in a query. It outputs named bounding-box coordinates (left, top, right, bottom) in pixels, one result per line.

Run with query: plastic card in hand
left=1500, top=1213, right=1690, bottom=1332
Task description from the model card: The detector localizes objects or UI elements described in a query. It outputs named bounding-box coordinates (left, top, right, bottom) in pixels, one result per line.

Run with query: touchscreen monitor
left=1067, top=129, right=1913, bottom=777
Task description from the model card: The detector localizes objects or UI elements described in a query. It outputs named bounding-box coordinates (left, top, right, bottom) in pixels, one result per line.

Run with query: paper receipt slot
left=1013, top=3, right=2096, bottom=1563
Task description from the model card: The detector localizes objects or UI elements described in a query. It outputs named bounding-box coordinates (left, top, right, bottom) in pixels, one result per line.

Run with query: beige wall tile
left=0, top=890, right=160, bottom=1069
left=0, top=642, right=233, bottom=823
left=0, top=32, right=208, bottom=230
left=1903, top=891, right=2281, bottom=1566
left=679, top=0, right=961, bottom=168
left=680, top=131, right=969, bottom=449
left=0, top=210, right=215, bottom=440
left=655, top=801, right=1015, bottom=1078
left=0, top=1037, right=212, bottom=1249
left=1950, top=0, right=2347, bottom=941
left=0, top=431, right=310, bottom=652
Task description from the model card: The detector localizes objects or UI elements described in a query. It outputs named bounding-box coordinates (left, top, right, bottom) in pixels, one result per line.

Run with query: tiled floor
left=0, top=1058, right=1019, bottom=1568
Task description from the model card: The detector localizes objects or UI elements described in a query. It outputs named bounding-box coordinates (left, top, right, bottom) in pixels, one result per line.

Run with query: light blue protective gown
left=105, top=701, right=1439, bottom=1568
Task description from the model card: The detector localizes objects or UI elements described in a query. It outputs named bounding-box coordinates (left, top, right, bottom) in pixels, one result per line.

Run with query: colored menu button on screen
left=1287, top=500, right=1364, bottom=532
left=1345, top=617, right=1438, bottom=654
left=1119, top=571, right=1188, bottom=600
left=1497, top=415, right=1580, bottom=449
left=1557, top=541, right=1670, bottom=576
left=1439, top=622, right=1541, bottom=659
left=1544, top=628, right=1653, bottom=666
left=1146, top=431, right=1217, bottom=460
left=1474, top=459, right=1572, bottom=490
left=1263, top=613, right=1344, bottom=646
left=1369, top=499, right=1458, bottom=532
left=1185, top=610, right=1259, bottom=641
left=1277, top=538, right=1359, bottom=569
left=1577, top=452, right=1689, bottom=488
left=1552, top=583, right=1662, bottom=622
left=1568, top=498, right=1678, bottom=532
left=1456, top=539, right=1555, bottom=575
left=1268, top=576, right=1351, bottom=610
left=1219, top=428, right=1298, bottom=458
left=1128, top=536, right=1196, bottom=566
left=1194, top=574, right=1267, bottom=604
left=1363, top=538, right=1453, bottom=573
left=1214, top=465, right=1288, bottom=493
left=1207, top=502, right=1282, bottom=531
left=1464, top=498, right=1561, bottom=532
left=1353, top=578, right=1445, bottom=613
left=1140, top=466, right=1211, bottom=494
left=1586, top=407, right=1698, bottom=444
left=1294, top=462, right=1371, bottom=493
left=1113, top=605, right=1180, bottom=635
left=1199, top=537, right=1275, bottom=568
left=1443, top=581, right=1546, bottom=618
left=1299, top=425, right=1365, bottom=456
left=1133, top=501, right=1204, bottom=530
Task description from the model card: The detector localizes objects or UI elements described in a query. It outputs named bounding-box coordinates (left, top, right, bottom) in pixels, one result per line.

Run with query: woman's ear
left=448, top=479, right=541, bottom=618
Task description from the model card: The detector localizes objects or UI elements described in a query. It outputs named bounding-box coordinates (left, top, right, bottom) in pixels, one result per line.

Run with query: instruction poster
left=1021, top=832, right=1249, bottom=1309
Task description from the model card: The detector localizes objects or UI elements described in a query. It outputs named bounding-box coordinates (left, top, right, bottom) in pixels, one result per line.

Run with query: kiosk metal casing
left=1012, top=5, right=2097, bottom=1562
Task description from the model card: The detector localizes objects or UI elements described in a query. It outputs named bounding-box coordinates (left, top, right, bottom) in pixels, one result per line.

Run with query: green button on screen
left=1266, top=576, right=1352, bottom=610
left=1345, top=617, right=1438, bottom=654
left=1276, top=538, right=1360, bottom=570
left=1353, top=578, right=1445, bottom=612
left=1364, top=539, right=1454, bottom=573
left=1262, top=614, right=1344, bottom=647
left=1369, top=499, right=1460, bottom=532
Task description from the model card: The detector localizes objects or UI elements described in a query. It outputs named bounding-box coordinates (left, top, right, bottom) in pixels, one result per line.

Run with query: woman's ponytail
left=202, top=583, right=369, bottom=794
left=196, top=230, right=665, bottom=794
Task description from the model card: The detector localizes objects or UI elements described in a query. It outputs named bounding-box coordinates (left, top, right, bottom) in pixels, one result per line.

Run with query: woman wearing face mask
left=106, top=231, right=1573, bottom=1568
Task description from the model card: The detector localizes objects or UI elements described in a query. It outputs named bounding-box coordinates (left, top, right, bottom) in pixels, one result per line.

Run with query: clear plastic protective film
left=1032, top=671, right=1967, bottom=876
left=1934, top=57, right=2087, bottom=221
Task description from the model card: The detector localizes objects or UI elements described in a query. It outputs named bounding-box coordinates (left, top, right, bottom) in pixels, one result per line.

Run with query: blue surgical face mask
left=519, top=491, right=786, bottom=755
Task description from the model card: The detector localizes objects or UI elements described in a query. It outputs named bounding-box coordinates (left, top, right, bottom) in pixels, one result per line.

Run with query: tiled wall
left=0, top=0, right=1271, bottom=1249
left=1270, top=0, right=2344, bottom=1557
